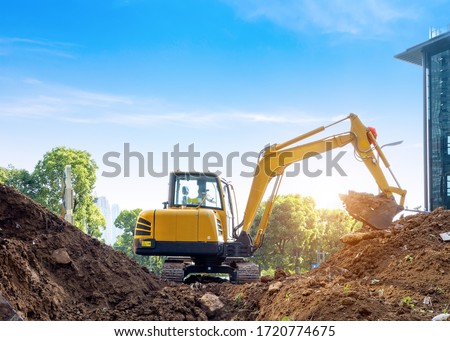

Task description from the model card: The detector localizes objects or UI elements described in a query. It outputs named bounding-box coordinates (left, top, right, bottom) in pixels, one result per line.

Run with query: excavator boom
left=240, top=113, right=406, bottom=251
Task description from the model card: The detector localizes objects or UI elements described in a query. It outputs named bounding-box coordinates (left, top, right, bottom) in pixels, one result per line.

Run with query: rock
left=302, top=289, right=313, bottom=296
left=341, top=297, right=356, bottom=306
left=190, top=282, right=204, bottom=290
left=340, top=231, right=386, bottom=246
left=199, top=293, right=224, bottom=318
left=274, top=268, right=288, bottom=279
left=51, top=248, right=72, bottom=265
left=260, top=275, right=273, bottom=283
left=423, top=296, right=432, bottom=305
left=432, top=313, right=450, bottom=321
left=358, top=307, right=372, bottom=317
left=0, top=294, right=23, bottom=321
left=268, top=281, right=283, bottom=293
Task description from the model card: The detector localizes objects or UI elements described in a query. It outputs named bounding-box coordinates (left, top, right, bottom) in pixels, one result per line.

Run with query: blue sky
left=1, top=0, right=449, bottom=213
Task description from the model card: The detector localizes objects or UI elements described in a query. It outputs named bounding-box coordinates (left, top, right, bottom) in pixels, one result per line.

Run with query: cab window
left=173, top=174, right=223, bottom=210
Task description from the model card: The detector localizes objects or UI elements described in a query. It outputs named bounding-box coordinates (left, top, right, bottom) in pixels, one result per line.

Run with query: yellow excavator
left=133, top=113, right=407, bottom=283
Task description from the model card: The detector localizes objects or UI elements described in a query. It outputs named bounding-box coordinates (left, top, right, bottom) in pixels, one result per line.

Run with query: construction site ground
left=1, top=183, right=450, bottom=321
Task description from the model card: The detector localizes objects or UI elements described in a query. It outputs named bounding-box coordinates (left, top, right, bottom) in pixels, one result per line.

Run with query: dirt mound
left=1, top=183, right=450, bottom=321
left=0, top=184, right=210, bottom=320
left=222, top=209, right=450, bottom=320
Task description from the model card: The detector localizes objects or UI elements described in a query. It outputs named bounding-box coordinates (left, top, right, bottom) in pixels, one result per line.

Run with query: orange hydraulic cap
left=368, top=126, right=378, bottom=139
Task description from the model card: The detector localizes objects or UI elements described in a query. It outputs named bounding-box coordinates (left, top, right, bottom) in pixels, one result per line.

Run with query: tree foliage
left=0, top=165, right=39, bottom=198
left=317, top=208, right=359, bottom=255
left=114, top=208, right=164, bottom=274
left=0, top=166, right=9, bottom=183
left=251, top=194, right=359, bottom=274
left=2, top=147, right=105, bottom=238
left=32, top=147, right=105, bottom=237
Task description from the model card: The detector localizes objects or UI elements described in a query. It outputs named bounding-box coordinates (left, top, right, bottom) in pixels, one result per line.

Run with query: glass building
left=395, top=28, right=450, bottom=211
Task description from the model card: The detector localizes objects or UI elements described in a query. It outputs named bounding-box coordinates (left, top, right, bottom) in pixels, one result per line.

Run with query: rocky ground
left=1, top=184, right=450, bottom=321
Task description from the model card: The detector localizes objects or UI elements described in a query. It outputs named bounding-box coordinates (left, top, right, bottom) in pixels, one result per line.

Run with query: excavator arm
left=238, top=113, right=406, bottom=252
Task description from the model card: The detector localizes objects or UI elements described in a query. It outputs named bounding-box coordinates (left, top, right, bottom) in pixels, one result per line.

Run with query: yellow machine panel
left=135, top=210, right=154, bottom=239
left=154, top=209, right=199, bottom=242
left=197, top=210, right=222, bottom=243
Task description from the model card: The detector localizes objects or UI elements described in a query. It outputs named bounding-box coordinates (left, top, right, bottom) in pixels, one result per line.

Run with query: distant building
left=395, top=27, right=450, bottom=210
left=96, top=196, right=121, bottom=245
left=111, top=203, right=122, bottom=243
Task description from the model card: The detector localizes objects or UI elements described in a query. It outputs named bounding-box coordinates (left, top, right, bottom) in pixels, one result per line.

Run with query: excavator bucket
left=339, top=191, right=404, bottom=230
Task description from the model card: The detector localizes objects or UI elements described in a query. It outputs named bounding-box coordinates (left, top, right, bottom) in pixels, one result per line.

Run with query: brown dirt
left=339, top=191, right=402, bottom=230
left=1, top=184, right=450, bottom=321
left=339, top=191, right=396, bottom=212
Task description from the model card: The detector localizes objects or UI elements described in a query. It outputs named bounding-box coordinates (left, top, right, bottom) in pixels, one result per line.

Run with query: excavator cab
left=171, top=173, right=222, bottom=209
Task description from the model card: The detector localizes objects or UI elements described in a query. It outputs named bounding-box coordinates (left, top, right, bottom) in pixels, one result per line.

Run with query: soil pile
left=0, top=184, right=209, bottom=320
left=1, top=184, right=450, bottom=321
left=222, top=208, right=450, bottom=321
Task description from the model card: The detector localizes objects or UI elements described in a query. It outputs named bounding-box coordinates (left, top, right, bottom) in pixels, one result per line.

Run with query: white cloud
left=23, top=78, right=43, bottom=85
left=67, top=89, right=133, bottom=107
left=223, top=0, right=419, bottom=36
left=102, top=111, right=328, bottom=127
left=0, top=79, right=339, bottom=128
left=104, top=112, right=217, bottom=126
left=0, top=96, right=66, bottom=118
left=231, top=112, right=324, bottom=124
left=0, top=37, right=77, bottom=58
left=0, top=82, right=136, bottom=119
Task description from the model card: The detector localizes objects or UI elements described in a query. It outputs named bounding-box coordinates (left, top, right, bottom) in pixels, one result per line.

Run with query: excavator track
left=225, top=258, right=260, bottom=284
left=235, top=261, right=260, bottom=284
left=161, top=257, right=260, bottom=284
left=160, top=257, right=191, bottom=282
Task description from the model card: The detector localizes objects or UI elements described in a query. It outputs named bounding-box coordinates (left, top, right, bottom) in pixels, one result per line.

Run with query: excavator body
left=134, top=172, right=259, bottom=283
left=134, top=113, right=407, bottom=283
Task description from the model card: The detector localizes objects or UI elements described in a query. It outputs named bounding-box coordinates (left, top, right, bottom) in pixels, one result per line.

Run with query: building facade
left=396, top=28, right=450, bottom=210
left=96, top=196, right=121, bottom=245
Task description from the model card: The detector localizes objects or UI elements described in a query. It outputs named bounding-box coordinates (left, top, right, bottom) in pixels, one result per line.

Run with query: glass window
left=223, top=181, right=239, bottom=238
left=173, top=174, right=223, bottom=209
left=429, top=50, right=450, bottom=208
left=448, top=175, right=450, bottom=197
left=448, top=136, right=450, bottom=155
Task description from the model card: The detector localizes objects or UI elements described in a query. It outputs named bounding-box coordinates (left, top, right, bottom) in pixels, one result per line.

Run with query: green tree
left=114, top=208, right=164, bottom=274
left=33, top=146, right=105, bottom=236
left=286, top=195, right=319, bottom=273
left=251, top=194, right=359, bottom=274
left=0, top=165, right=39, bottom=198
left=252, top=194, right=319, bottom=274
left=3, top=166, right=39, bottom=199
left=317, top=208, right=360, bottom=254
left=0, top=166, right=9, bottom=183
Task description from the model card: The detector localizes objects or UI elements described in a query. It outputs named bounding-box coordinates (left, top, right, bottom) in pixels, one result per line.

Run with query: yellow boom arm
left=240, top=113, right=406, bottom=251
